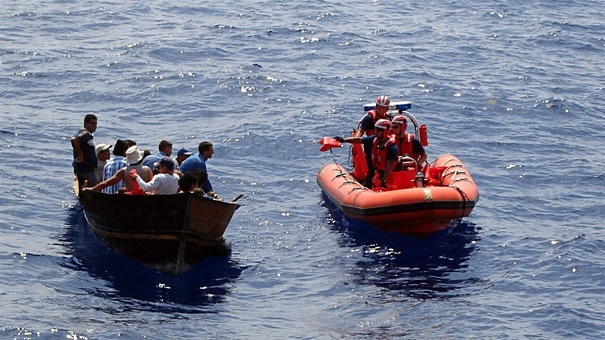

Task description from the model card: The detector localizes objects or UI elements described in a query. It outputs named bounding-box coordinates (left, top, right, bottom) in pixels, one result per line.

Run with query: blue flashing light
left=364, top=101, right=412, bottom=112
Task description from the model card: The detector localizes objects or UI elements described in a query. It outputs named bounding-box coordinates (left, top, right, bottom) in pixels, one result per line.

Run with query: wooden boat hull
left=317, top=154, right=479, bottom=236
left=77, top=188, right=240, bottom=275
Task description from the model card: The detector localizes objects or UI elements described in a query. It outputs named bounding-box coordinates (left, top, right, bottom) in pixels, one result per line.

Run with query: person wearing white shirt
left=130, top=156, right=179, bottom=195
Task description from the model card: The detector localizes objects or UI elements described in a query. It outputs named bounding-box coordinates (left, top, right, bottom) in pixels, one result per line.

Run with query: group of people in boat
left=70, top=114, right=220, bottom=199
left=333, top=95, right=428, bottom=190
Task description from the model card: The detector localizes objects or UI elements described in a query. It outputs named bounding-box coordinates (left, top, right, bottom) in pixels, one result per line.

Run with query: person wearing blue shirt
left=142, top=140, right=178, bottom=173
left=179, top=141, right=218, bottom=198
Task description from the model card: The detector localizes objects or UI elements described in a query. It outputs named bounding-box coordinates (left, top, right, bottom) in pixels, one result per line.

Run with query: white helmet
left=376, top=95, right=391, bottom=107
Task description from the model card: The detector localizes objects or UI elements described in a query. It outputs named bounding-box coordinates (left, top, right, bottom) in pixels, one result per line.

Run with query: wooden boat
left=317, top=101, right=479, bottom=236
left=74, top=179, right=241, bottom=275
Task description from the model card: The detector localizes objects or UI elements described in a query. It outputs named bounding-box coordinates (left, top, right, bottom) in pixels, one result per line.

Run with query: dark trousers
left=363, top=154, right=374, bottom=188
left=75, top=171, right=98, bottom=192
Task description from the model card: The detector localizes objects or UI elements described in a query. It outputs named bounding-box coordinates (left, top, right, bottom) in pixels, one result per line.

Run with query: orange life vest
left=372, top=136, right=396, bottom=171
left=395, top=133, right=420, bottom=161
left=357, top=110, right=378, bottom=136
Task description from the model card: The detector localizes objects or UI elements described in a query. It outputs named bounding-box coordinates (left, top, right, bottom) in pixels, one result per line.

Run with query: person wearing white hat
left=124, top=145, right=153, bottom=191
left=84, top=145, right=153, bottom=194
left=94, top=143, right=112, bottom=183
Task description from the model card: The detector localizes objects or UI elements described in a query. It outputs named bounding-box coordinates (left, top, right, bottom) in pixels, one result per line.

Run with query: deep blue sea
left=1, top=0, right=603, bottom=338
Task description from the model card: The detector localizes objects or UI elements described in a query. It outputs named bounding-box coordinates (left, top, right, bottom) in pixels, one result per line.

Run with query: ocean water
left=1, top=0, right=603, bottom=338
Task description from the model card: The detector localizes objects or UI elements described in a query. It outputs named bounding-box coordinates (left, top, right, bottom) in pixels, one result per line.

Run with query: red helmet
left=374, top=119, right=391, bottom=130
left=391, top=115, right=408, bottom=125
left=376, top=95, right=390, bottom=107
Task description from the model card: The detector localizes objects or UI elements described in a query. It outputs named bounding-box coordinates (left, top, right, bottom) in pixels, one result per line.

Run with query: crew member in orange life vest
left=352, top=95, right=391, bottom=187
left=355, top=95, right=391, bottom=137
left=334, top=119, right=399, bottom=189
left=390, top=115, right=428, bottom=169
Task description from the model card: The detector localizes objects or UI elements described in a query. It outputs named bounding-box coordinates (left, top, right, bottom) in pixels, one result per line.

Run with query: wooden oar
left=231, top=194, right=244, bottom=203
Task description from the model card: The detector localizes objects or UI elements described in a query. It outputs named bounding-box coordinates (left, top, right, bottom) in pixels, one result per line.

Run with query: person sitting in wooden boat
left=84, top=145, right=153, bottom=194
left=101, top=139, right=129, bottom=194
left=142, top=140, right=179, bottom=174
left=390, top=114, right=428, bottom=171
left=131, top=156, right=180, bottom=195
left=177, top=169, right=222, bottom=201
left=178, top=172, right=199, bottom=193
left=123, top=145, right=154, bottom=188
left=94, top=143, right=112, bottom=183
left=175, top=147, right=193, bottom=167
left=334, top=119, right=399, bottom=190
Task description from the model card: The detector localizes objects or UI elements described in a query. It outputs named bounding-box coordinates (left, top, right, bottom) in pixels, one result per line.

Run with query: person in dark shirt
left=71, top=114, right=98, bottom=190
left=335, top=119, right=399, bottom=189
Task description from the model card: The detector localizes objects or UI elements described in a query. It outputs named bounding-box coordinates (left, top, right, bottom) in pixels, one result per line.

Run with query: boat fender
left=419, top=124, right=429, bottom=146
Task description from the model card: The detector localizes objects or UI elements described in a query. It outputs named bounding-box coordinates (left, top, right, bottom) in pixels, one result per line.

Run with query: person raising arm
left=130, top=157, right=179, bottom=195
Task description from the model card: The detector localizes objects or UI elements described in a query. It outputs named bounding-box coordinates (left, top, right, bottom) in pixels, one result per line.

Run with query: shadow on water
left=60, top=206, right=245, bottom=307
left=320, top=194, right=484, bottom=300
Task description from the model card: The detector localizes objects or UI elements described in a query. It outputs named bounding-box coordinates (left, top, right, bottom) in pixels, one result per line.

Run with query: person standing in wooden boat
left=179, top=141, right=219, bottom=199
left=130, top=156, right=180, bottom=195
left=71, top=114, right=99, bottom=190
left=334, top=119, right=399, bottom=190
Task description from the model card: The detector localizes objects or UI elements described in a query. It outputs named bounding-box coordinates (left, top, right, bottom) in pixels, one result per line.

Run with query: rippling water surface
left=1, top=1, right=603, bottom=338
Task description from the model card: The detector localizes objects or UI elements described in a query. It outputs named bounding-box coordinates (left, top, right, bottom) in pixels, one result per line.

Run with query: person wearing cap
left=71, top=114, right=99, bottom=190
left=179, top=141, right=218, bottom=198
left=175, top=147, right=193, bottom=166
left=142, top=140, right=179, bottom=173
left=94, top=143, right=112, bottom=183
left=391, top=114, right=428, bottom=170
left=334, top=119, right=399, bottom=189
left=130, top=156, right=179, bottom=195
left=85, top=145, right=153, bottom=194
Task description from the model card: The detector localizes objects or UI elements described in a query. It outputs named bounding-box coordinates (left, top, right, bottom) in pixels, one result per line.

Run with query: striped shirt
left=102, top=156, right=127, bottom=194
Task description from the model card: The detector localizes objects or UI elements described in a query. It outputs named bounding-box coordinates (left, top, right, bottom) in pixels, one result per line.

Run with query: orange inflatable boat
left=317, top=154, right=479, bottom=236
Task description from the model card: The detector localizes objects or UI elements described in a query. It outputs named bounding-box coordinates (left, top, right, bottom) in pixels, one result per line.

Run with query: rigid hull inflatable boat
left=317, top=154, right=479, bottom=235
left=317, top=101, right=479, bottom=236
